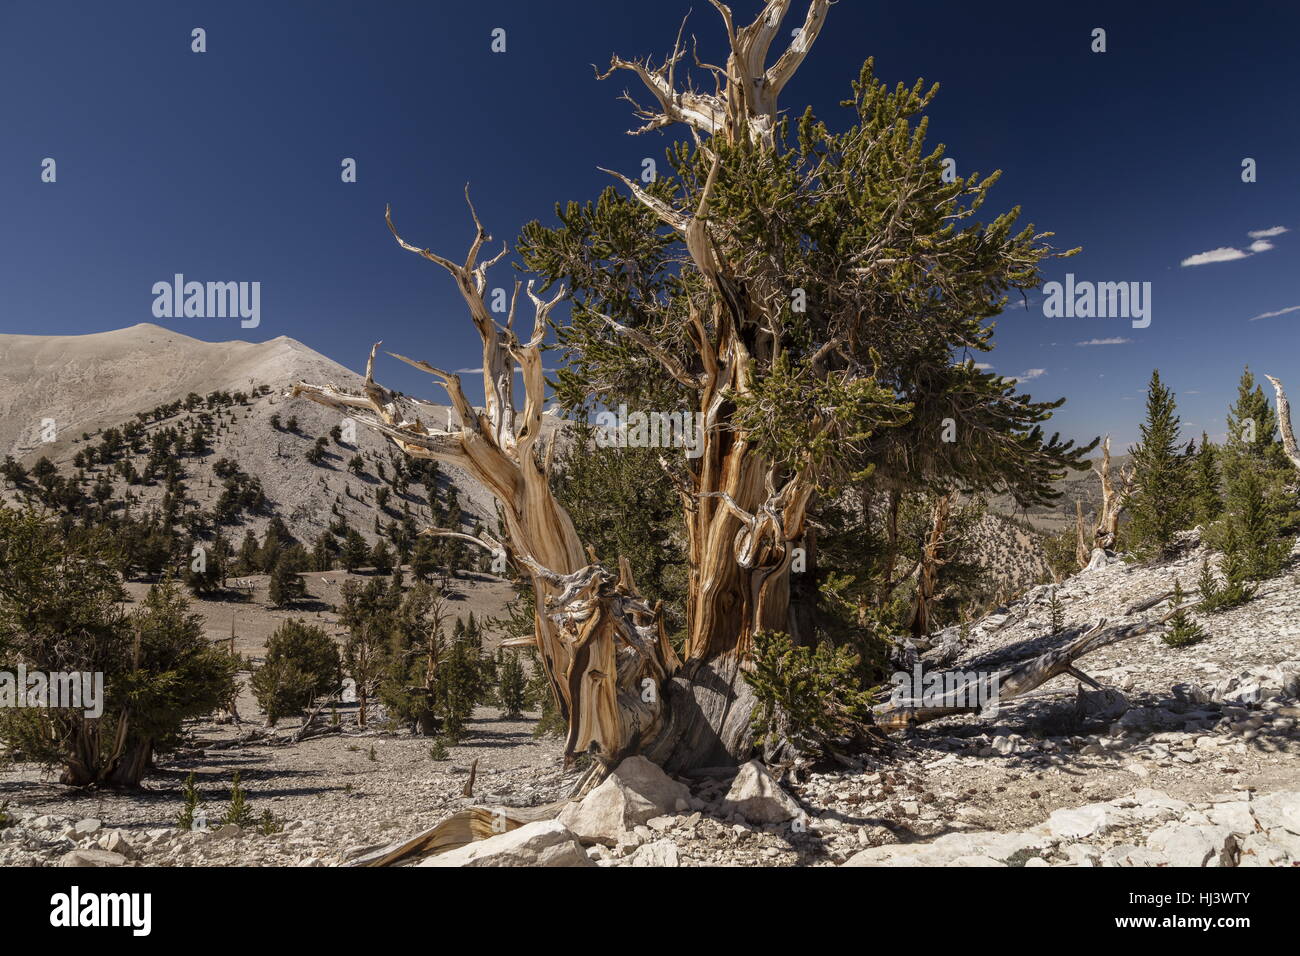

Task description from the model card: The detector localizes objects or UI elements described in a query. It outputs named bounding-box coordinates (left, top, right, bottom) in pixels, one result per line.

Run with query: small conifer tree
left=176, top=771, right=204, bottom=829
left=1163, top=578, right=1206, bottom=647
left=1190, top=432, right=1222, bottom=527
left=1126, top=370, right=1192, bottom=558
left=221, top=771, right=254, bottom=827
left=497, top=648, right=527, bottom=719
left=1047, top=588, right=1065, bottom=633
left=1197, top=540, right=1257, bottom=613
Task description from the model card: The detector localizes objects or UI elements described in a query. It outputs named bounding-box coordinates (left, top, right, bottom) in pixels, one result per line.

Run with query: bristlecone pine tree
left=497, top=649, right=527, bottom=720
left=294, top=1, right=1095, bottom=779
left=1218, top=368, right=1297, bottom=578
left=268, top=557, right=306, bottom=608
left=1126, top=369, right=1192, bottom=559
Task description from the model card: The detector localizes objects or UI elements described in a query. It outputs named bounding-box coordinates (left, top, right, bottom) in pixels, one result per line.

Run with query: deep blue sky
left=3, top=0, right=1297, bottom=447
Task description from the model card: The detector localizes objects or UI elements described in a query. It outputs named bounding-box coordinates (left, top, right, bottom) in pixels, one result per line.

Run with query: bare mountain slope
left=1, top=324, right=350, bottom=458
left=0, top=323, right=497, bottom=546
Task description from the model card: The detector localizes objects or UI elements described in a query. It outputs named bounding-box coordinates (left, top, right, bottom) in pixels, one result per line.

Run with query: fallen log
left=1125, top=589, right=1174, bottom=616
left=873, top=602, right=1188, bottom=732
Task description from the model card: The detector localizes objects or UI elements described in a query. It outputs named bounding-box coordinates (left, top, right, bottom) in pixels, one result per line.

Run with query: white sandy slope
left=0, top=322, right=501, bottom=544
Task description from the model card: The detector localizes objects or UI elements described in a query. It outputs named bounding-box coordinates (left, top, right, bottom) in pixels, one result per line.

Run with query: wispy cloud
left=1011, top=368, right=1047, bottom=383
left=1181, top=226, right=1288, bottom=267
left=1181, top=246, right=1250, bottom=267
left=1076, top=337, right=1132, bottom=346
left=1249, top=304, right=1300, bottom=321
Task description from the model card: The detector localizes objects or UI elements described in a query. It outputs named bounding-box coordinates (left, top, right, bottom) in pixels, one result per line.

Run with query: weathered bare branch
left=1265, top=374, right=1300, bottom=473
left=594, top=311, right=702, bottom=389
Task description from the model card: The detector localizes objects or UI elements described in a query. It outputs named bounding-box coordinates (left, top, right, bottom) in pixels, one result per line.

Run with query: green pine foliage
left=267, top=557, right=306, bottom=608
left=518, top=49, right=1096, bottom=740
left=339, top=577, right=398, bottom=728
left=250, top=618, right=341, bottom=725
left=1196, top=537, right=1257, bottom=613
left=220, top=771, right=254, bottom=827
left=176, top=771, right=204, bottom=830
left=1047, top=588, right=1065, bottom=633
left=1126, top=370, right=1192, bottom=559
left=378, top=580, right=446, bottom=734
left=496, top=648, right=527, bottom=719
left=1213, top=368, right=1297, bottom=579
left=1190, top=433, right=1223, bottom=527
left=1163, top=578, right=1206, bottom=647
left=551, top=425, right=688, bottom=641
left=311, top=532, right=335, bottom=572
left=341, top=529, right=368, bottom=573
left=745, top=630, right=877, bottom=757
left=0, top=509, right=239, bottom=787
left=436, top=618, right=487, bottom=741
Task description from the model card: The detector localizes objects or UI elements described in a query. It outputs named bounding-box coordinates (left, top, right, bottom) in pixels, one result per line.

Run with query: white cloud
left=1076, top=337, right=1132, bottom=346
left=1012, top=368, right=1046, bottom=383
left=1181, top=247, right=1250, bottom=267
left=1181, top=226, right=1290, bottom=266
left=1249, top=304, right=1300, bottom=321
left=972, top=362, right=993, bottom=370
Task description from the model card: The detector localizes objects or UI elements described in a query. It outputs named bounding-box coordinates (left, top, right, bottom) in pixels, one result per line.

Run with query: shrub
left=1047, top=588, right=1065, bottom=633
left=745, top=630, right=877, bottom=758
left=250, top=619, right=340, bottom=725
left=0, top=512, right=237, bottom=787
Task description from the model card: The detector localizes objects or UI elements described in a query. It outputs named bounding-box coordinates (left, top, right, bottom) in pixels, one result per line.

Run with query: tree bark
left=1264, top=375, right=1300, bottom=474
left=908, top=493, right=953, bottom=639
left=1092, top=436, right=1132, bottom=550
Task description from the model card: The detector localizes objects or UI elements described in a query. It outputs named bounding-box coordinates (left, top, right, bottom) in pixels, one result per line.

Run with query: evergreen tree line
left=252, top=576, right=531, bottom=741
left=1109, top=367, right=1296, bottom=613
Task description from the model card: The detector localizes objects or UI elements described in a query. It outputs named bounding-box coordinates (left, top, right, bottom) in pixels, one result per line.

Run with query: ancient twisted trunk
left=295, top=2, right=831, bottom=778
left=908, top=492, right=954, bottom=639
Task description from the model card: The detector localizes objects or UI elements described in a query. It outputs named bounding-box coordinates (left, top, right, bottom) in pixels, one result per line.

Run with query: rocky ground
left=2, top=531, right=1297, bottom=867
